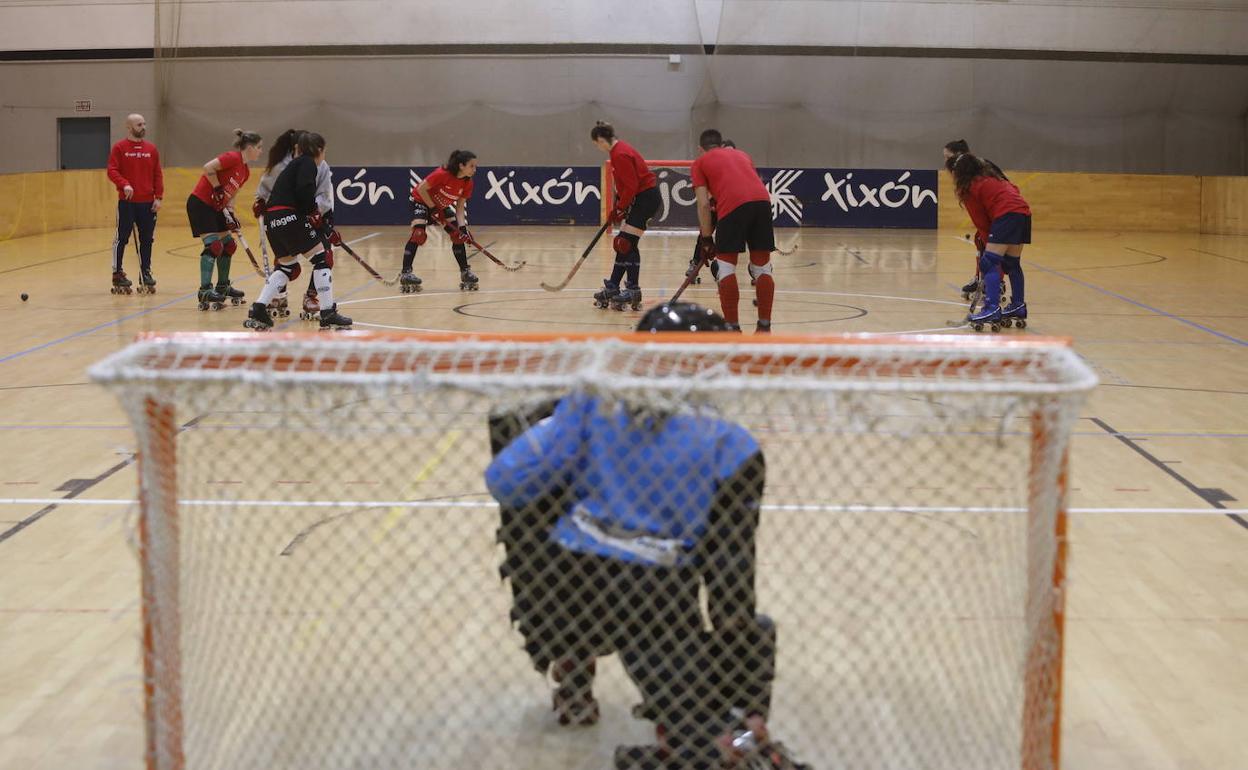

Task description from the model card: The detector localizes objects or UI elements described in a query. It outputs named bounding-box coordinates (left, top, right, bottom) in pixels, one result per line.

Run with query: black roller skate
left=243, top=302, right=273, bottom=331
left=319, top=304, right=352, bottom=330
left=551, top=658, right=599, bottom=727
left=399, top=271, right=423, bottom=294
left=593, top=279, right=620, bottom=309
left=715, top=713, right=812, bottom=770
left=1001, top=300, right=1028, bottom=329
left=299, top=291, right=320, bottom=321
left=216, top=281, right=245, bottom=306
left=755, top=319, right=772, bottom=335
left=197, top=286, right=226, bottom=311
left=459, top=269, right=479, bottom=291
left=111, top=270, right=133, bottom=295
left=961, top=276, right=979, bottom=301
left=610, top=282, right=642, bottom=312
left=136, top=271, right=157, bottom=295
left=269, top=292, right=291, bottom=319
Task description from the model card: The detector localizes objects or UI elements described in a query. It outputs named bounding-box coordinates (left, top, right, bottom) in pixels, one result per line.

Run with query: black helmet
left=636, top=302, right=733, bottom=333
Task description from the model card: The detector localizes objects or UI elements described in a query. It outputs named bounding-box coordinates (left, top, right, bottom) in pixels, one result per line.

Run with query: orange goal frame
left=125, top=330, right=1075, bottom=770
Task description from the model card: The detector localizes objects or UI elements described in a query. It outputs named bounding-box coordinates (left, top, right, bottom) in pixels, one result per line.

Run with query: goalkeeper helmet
left=636, top=302, right=733, bottom=333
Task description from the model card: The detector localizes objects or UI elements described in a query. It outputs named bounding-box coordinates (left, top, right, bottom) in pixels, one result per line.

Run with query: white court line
left=2, top=498, right=1245, bottom=516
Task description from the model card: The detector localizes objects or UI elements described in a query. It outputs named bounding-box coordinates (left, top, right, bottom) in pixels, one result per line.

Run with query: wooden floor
left=1, top=223, right=1246, bottom=769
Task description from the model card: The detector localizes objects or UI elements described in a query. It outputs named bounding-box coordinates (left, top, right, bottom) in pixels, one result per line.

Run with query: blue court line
left=1029, top=261, right=1247, bottom=346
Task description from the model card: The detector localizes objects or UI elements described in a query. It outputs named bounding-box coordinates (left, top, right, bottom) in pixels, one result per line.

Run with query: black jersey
left=267, top=155, right=318, bottom=215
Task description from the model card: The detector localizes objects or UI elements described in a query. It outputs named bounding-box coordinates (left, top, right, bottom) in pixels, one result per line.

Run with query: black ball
left=20, top=293, right=28, bottom=302
left=964, top=233, right=971, bottom=240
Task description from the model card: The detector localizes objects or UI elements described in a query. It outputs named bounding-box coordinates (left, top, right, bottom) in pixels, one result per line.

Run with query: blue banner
left=329, top=165, right=937, bottom=229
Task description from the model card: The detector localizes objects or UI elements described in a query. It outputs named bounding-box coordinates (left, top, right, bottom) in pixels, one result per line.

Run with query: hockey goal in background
left=90, top=331, right=1095, bottom=770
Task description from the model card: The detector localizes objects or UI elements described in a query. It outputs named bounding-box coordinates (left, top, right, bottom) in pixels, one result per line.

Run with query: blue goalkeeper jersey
left=485, top=393, right=759, bottom=568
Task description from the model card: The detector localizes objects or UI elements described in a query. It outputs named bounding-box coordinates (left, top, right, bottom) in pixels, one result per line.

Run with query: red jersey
left=690, top=147, right=769, bottom=219
left=608, top=140, right=656, bottom=210
left=416, top=167, right=474, bottom=210
left=963, top=176, right=1030, bottom=240
left=106, top=139, right=163, bottom=202
left=191, top=151, right=250, bottom=210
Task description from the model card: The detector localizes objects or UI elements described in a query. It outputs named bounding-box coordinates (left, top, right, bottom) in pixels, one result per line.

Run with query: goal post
left=90, top=331, right=1096, bottom=770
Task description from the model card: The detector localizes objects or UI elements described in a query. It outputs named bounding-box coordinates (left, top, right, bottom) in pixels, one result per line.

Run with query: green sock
left=216, top=254, right=233, bottom=289
left=199, top=250, right=215, bottom=288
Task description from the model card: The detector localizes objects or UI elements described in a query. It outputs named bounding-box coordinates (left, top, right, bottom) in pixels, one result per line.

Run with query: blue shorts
left=988, top=212, right=1031, bottom=245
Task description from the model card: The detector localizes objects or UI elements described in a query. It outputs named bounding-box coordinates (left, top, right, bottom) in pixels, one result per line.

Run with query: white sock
left=257, top=270, right=289, bottom=305
left=314, top=268, right=333, bottom=309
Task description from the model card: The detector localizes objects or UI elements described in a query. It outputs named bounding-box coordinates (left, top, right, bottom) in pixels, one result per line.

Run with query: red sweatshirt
left=106, top=139, right=164, bottom=202
left=608, top=140, right=656, bottom=210
left=962, top=175, right=1030, bottom=242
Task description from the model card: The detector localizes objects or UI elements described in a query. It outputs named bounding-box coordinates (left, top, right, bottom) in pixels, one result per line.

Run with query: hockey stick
left=669, top=243, right=714, bottom=303
left=775, top=227, right=801, bottom=256
left=229, top=226, right=269, bottom=280
left=465, top=235, right=525, bottom=272
left=257, top=216, right=272, bottom=277
left=540, top=220, right=612, bottom=292
left=335, top=239, right=400, bottom=286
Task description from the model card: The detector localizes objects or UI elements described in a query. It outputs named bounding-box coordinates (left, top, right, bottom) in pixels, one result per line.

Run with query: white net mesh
left=90, top=333, right=1095, bottom=770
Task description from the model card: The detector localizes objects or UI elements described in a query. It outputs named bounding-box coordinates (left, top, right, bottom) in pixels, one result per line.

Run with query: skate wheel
left=1017, top=319, right=1027, bottom=329
left=198, top=302, right=208, bottom=311
left=213, top=303, right=224, bottom=311
left=972, top=322, right=984, bottom=332
left=990, top=323, right=1001, bottom=333
left=1000, top=318, right=1012, bottom=328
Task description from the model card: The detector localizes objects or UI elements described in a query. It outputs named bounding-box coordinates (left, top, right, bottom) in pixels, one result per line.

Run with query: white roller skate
left=459, top=268, right=479, bottom=291
left=299, top=291, right=320, bottom=321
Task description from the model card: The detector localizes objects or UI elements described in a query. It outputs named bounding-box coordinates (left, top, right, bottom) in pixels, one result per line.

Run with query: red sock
left=717, top=273, right=739, bottom=325
left=749, top=251, right=774, bottom=322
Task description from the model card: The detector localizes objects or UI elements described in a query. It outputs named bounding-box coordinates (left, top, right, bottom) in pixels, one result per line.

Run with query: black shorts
left=186, top=195, right=228, bottom=237
left=264, top=208, right=321, bottom=259
left=714, top=200, right=775, bottom=254
left=988, top=212, right=1032, bottom=245
left=625, top=186, right=661, bottom=231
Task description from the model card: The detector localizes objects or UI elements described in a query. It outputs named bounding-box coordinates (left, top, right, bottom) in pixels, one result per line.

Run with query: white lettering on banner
left=821, top=171, right=937, bottom=213
left=485, top=169, right=600, bottom=211
left=767, top=169, right=804, bottom=224
left=336, top=169, right=394, bottom=207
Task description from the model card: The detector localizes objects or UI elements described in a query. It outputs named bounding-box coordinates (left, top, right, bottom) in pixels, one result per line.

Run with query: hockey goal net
left=90, top=331, right=1095, bottom=770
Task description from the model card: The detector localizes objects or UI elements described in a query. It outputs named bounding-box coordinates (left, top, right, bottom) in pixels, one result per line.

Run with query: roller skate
left=318, top=304, right=352, bottom=330
left=299, top=291, right=320, bottom=321
left=610, top=282, right=642, bottom=311
left=242, top=302, right=273, bottom=331
left=593, top=279, right=620, bottom=309
left=136, top=271, right=156, bottom=295
left=111, top=270, right=133, bottom=295
left=1001, top=300, right=1028, bottom=329
left=755, top=319, right=772, bottom=335
left=967, top=301, right=1002, bottom=333
left=216, top=281, right=246, bottom=306
left=961, top=277, right=979, bottom=301
left=714, top=713, right=812, bottom=770
left=551, top=658, right=599, bottom=727
left=197, top=285, right=226, bottom=311
left=268, top=292, right=291, bottom=319
left=458, top=269, right=479, bottom=291
left=399, top=271, right=423, bottom=294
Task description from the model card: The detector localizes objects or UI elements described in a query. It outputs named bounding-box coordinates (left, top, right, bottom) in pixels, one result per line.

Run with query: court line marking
left=2, top=497, right=1245, bottom=516
left=341, top=287, right=967, bottom=308
left=0, top=232, right=381, bottom=365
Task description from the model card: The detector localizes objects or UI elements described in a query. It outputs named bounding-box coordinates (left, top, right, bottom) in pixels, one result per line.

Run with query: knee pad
left=979, top=250, right=1003, bottom=275
left=310, top=251, right=330, bottom=271
left=408, top=226, right=428, bottom=246
left=206, top=239, right=225, bottom=258
left=613, top=233, right=633, bottom=255
left=222, top=238, right=237, bottom=257
left=277, top=261, right=301, bottom=281
left=712, top=258, right=737, bottom=283
left=747, top=260, right=773, bottom=281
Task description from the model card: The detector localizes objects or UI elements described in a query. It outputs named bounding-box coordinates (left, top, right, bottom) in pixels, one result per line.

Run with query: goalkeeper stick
left=540, top=220, right=612, bottom=292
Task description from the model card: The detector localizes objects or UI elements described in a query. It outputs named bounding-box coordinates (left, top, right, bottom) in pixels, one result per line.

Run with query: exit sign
left=74, top=99, right=92, bottom=112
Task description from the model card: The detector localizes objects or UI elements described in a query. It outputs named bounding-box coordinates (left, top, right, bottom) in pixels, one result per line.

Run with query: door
left=58, top=116, right=111, bottom=169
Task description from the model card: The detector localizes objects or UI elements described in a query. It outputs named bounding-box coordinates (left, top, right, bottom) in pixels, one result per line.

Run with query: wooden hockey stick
left=540, top=220, right=612, bottom=291
left=465, top=235, right=525, bottom=272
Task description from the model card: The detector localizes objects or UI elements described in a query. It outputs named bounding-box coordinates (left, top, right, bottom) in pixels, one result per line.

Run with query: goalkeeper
left=485, top=303, right=807, bottom=769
